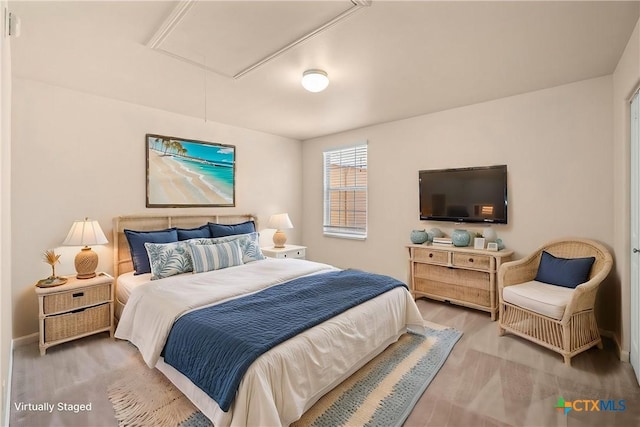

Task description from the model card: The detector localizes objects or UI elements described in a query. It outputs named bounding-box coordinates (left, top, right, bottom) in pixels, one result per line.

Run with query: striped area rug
left=108, top=322, right=461, bottom=427
left=294, top=322, right=462, bottom=427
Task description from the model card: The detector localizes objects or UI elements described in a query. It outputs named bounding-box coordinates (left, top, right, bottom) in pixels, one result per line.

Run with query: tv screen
left=419, top=165, right=507, bottom=224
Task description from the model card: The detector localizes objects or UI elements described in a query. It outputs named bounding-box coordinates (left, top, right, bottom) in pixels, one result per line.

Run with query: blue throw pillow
left=177, top=224, right=212, bottom=240
left=534, top=251, right=596, bottom=289
left=124, top=228, right=178, bottom=275
left=208, top=220, right=256, bottom=238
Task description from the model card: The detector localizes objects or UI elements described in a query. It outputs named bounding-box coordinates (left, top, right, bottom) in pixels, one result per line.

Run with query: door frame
left=630, top=89, right=639, bottom=385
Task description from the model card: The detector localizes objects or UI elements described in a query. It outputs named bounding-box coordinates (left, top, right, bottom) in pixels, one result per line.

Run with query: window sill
left=323, top=232, right=367, bottom=241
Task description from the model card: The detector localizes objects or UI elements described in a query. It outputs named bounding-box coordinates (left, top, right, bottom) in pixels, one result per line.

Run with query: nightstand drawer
left=262, top=245, right=307, bottom=259
left=44, top=303, right=110, bottom=343
left=43, top=284, right=111, bottom=315
left=280, top=248, right=305, bottom=259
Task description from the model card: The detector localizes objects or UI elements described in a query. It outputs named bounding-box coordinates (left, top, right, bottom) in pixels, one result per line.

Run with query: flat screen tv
left=419, top=165, right=507, bottom=224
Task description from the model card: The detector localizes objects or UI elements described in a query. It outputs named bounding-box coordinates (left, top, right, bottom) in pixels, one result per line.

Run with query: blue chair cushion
left=534, top=250, right=595, bottom=289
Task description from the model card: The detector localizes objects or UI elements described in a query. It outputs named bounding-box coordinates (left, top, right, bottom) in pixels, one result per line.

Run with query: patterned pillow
left=190, top=232, right=266, bottom=263
left=188, top=240, right=244, bottom=273
left=144, top=241, right=193, bottom=280
left=124, top=228, right=178, bottom=275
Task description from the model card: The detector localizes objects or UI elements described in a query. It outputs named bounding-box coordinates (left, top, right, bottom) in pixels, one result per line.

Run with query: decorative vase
left=429, top=228, right=444, bottom=238
left=410, top=229, right=429, bottom=244
left=482, top=227, right=497, bottom=242
left=496, top=238, right=505, bottom=250
left=451, top=229, right=471, bottom=247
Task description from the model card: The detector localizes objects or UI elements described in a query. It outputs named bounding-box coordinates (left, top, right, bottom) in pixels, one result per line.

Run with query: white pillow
left=188, top=240, right=244, bottom=273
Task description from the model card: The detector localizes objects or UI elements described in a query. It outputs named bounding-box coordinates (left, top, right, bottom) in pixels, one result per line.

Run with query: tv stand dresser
left=407, top=244, right=513, bottom=320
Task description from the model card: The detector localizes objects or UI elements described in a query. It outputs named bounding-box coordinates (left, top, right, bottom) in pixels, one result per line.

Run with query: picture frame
left=474, top=237, right=486, bottom=250
left=146, top=134, right=236, bottom=207
left=487, top=242, right=499, bottom=251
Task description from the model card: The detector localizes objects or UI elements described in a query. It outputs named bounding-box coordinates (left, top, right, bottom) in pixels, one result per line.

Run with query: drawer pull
left=428, top=253, right=434, bottom=258
left=468, top=258, right=474, bottom=263
left=72, top=292, right=84, bottom=298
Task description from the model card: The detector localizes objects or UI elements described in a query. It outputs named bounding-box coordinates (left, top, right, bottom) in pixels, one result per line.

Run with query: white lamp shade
left=267, top=213, right=293, bottom=230
left=301, top=69, right=329, bottom=93
left=62, top=218, right=108, bottom=247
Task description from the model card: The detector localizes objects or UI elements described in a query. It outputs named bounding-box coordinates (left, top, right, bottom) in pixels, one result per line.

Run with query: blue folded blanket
left=162, top=269, right=407, bottom=412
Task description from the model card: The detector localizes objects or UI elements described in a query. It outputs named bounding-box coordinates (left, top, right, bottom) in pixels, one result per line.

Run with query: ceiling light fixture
left=302, top=69, right=329, bottom=93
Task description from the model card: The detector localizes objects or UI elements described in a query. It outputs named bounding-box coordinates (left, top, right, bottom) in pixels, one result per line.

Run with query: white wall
left=302, top=76, right=616, bottom=331
left=1, top=1, right=12, bottom=422
left=11, top=78, right=302, bottom=338
left=613, top=17, right=640, bottom=359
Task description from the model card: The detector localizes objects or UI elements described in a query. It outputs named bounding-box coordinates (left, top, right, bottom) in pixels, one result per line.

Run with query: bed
left=112, top=214, right=425, bottom=426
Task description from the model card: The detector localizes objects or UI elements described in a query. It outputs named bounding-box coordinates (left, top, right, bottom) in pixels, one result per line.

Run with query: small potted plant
left=36, top=250, right=67, bottom=287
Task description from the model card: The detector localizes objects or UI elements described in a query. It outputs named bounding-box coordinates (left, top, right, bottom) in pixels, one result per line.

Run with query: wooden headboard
left=113, top=213, right=257, bottom=278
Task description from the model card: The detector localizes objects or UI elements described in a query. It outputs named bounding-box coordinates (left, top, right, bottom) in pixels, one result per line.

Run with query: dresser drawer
left=43, top=284, right=111, bottom=315
left=451, top=253, right=491, bottom=271
left=44, top=303, right=111, bottom=343
left=412, top=248, right=448, bottom=264
left=414, top=278, right=491, bottom=307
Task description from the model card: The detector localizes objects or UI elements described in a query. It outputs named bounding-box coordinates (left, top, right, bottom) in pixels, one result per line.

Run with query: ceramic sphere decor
left=429, top=228, right=444, bottom=238
left=451, top=229, right=471, bottom=247
left=410, top=229, right=429, bottom=244
left=482, top=227, right=498, bottom=242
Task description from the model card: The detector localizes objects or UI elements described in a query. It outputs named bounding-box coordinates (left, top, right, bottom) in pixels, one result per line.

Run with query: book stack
left=432, top=237, right=453, bottom=246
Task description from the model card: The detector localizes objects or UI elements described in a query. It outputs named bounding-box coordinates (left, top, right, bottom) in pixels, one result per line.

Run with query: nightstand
left=36, top=272, right=114, bottom=355
left=262, top=244, right=306, bottom=260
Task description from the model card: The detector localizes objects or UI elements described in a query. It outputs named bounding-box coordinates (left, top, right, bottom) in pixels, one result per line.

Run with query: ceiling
left=9, top=1, right=640, bottom=141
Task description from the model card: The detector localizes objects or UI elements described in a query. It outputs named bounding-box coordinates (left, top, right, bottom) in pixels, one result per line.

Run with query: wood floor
left=9, top=298, right=640, bottom=426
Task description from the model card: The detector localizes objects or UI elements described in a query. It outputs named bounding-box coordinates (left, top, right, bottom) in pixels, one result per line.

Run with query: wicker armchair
left=498, top=238, right=613, bottom=365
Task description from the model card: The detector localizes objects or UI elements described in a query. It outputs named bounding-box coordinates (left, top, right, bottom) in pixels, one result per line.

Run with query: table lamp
left=62, top=217, right=108, bottom=279
left=267, top=213, right=293, bottom=248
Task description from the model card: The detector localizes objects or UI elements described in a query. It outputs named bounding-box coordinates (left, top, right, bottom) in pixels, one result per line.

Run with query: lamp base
left=273, top=230, right=287, bottom=248
left=75, top=247, right=98, bottom=279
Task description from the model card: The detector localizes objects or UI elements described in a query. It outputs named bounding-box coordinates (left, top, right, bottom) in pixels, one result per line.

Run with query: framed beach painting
left=146, top=134, right=236, bottom=207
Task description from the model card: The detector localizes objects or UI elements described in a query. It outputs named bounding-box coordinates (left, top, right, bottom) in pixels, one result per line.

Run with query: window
left=323, top=143, right=367, bottom=239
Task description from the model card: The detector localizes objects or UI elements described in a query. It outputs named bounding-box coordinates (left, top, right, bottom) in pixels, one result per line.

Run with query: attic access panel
left=150, top=0, right=357, bottom=78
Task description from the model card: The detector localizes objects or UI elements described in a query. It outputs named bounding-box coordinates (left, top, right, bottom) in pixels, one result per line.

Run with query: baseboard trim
left=599, top=328, right=629, bottom=363
left=13, top=332, right=37, bottom=347
left=620, top=348, right=631, bottom=363
left=5, top=333, right=38, bottom=423
left=3, top=339, right=13, bottom=427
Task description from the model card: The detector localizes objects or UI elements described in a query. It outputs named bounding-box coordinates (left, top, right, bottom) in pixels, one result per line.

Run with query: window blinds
left=323, top=143, right=368, bottom=238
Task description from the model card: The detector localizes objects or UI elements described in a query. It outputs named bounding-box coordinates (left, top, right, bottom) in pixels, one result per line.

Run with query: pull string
left=203, top=54, right=208, bottom=123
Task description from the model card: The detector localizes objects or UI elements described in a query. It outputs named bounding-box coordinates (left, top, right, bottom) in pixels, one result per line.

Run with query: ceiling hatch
left=147, top=0, right=370, bottom=79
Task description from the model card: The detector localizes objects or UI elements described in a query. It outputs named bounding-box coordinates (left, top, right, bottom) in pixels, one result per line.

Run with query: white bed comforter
left=115, top=258, right=336, bottom=366
left=115, top=258, right=425, bottom=426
